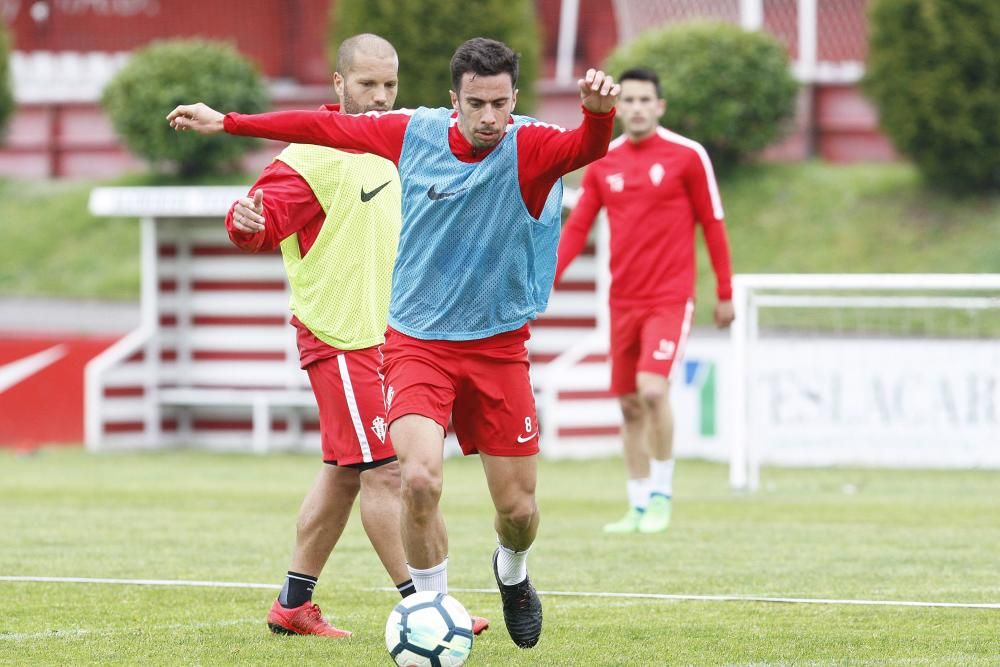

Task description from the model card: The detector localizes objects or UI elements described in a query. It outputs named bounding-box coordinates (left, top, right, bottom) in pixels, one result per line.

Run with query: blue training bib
left=389, top=107, right=563, bottom=340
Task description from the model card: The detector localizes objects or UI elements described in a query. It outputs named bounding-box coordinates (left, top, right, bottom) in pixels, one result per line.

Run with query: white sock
left=650, top=458, right=675, bottom=498
left=408, top=558, right=448, bottom=593
left=627, top=478, right=650, bottom=511
left=495, top=540, right=529, bottom=586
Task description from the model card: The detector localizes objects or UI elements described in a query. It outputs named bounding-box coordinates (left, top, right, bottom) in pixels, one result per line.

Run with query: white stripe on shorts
left=337, top=354, right=373, bottom=463
left=668, top=299, right=695, bottom=382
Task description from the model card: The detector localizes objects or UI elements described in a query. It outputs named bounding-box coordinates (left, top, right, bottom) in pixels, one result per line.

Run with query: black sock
left=279, top=571, right=318, bottom=608
left=396, top=579, right=416, bottom=598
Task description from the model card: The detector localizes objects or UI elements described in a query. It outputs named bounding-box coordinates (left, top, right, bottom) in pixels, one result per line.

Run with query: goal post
left=729, top=274, right=1000, bottom=491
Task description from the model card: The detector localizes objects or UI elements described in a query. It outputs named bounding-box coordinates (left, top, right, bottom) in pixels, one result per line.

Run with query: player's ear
left=657, top=98, right=666, bottom=118
left=333, top=72, right=345, bottom=101
left=450, top=90, right=459, bottom=111
left=511, top=88, right=518, bottom=112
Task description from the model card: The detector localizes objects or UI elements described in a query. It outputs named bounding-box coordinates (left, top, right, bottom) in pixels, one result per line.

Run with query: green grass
left=694, top=162, right=1000, bottom=324
left=2, top=450, right=998, bottom=665
left=0, top=171, right=252, bottom=302
left=2, top=162, right=999, bottom=325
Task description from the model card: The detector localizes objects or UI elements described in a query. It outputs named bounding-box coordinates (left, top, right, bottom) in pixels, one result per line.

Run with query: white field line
left=1, top=619, right=255, bottom=642
left=2, top=576, right=998, bottom=610
left=449, top=587, right=1000, bottom=610
left=0, top=576, right=279, bottom=590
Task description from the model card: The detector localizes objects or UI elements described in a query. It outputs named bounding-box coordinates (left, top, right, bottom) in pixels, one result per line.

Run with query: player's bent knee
left=400, top=466, right=443, bottom=507
left=497, top=497, right=538, bottom=530
left=360, top=459, right=401, bottom=489
left=619, top=395, right=644, bottom=422
left=638, top=389, right=668, bottom=410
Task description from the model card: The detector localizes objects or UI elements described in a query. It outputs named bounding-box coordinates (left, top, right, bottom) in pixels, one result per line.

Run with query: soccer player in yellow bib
left=226, top=33, right=487, bottom=638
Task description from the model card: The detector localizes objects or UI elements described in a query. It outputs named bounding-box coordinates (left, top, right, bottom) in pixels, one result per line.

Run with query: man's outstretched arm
left=167, top=103, right=408, bottom=164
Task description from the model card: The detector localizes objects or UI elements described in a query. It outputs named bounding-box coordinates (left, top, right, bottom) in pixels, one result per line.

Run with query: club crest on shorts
left=371, top=416, right=387, bottom=443
left=652, top=338, right=676, bottom=361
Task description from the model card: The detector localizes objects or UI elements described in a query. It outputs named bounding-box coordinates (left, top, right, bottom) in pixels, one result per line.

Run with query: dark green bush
left=865, top=0, right=1000, bottom=193
left=0, top=22, right=14, bottom=138
left=101, top=39, right=269, bottom=176
left=605, top=22, right=797, bottom=171
left=332, top=0, right=540, bottom=112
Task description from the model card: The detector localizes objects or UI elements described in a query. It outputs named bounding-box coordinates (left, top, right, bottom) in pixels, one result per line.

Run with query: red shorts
left=305, top=346, right=395, bottom=466
left=609, top=300, right=694, bottom=395
left=380, top=326, right=539, bottom=457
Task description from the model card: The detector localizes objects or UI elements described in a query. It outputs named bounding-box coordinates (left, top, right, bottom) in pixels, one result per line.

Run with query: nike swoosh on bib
left=360, top=181, right=392, bottom=202
left=427, top=184, right=468, bottom=200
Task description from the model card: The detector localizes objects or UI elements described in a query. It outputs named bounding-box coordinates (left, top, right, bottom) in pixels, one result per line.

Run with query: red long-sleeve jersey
left=223, top=105, right=615, bottom=220
left=556, top=127, right=733, bottom=306
left=224, top=104, right=615, bottom=358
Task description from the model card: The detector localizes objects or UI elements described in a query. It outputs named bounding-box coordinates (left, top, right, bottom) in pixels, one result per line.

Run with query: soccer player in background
left=555, top=67, right=734, bottom=535
left=168, top=37, right=620, bottom=649
left=224, top=33, right=485, bottom=639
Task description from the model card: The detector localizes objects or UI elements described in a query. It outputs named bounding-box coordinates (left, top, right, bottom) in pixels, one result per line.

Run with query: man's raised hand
left=167, top=103, right=226, bottom=134
left=232, top=189, right=265, bottom=234
left=578, top=69, right=621, bottom=115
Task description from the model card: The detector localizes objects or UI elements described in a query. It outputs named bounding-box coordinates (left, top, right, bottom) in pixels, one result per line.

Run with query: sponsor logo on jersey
left=426, top=184, right=469, bottom=200
left=606, top=173, right=625, bottom=193
left=360, top=181, right=392, bottom=202
left=652, top=338, right=676, bottom=361
left=371, top=416, right=387, bottom=443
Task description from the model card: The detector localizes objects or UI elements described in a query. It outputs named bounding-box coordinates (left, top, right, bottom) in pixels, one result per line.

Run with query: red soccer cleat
left=266, top=599, right=352, bottom=638
left=471, top=615, right=490, bottom=636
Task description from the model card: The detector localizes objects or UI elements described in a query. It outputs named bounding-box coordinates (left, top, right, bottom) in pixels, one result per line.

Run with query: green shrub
left=101, top=39, right=269, bottom=176
left=864, top=0, right=1000, bottom=193
left=332, top=0, right=540, bottom=112
left=605, top=22, right=797, bottom=171
left=0, top=22, right=14, bottom=138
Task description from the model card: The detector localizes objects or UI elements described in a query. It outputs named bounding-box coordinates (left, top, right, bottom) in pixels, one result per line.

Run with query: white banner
left=747, top=338, right=1000, bottom=467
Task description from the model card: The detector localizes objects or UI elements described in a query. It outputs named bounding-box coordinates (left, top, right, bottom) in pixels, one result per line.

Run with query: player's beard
left=341, top=89, right=390, bottom=115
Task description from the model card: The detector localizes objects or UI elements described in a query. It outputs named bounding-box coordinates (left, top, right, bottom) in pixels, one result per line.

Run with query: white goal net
left=729, top=274, right=1000, bottom=490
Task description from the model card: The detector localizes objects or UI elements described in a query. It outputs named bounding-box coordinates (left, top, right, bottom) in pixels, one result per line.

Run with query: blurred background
left=1, top=0, right=883, bottom=179
left=0, top=0, right=996, bottom=467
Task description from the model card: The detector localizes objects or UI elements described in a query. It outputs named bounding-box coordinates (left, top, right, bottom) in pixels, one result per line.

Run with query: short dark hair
left=619, top=67, right=662, bottom=98
left=450, top=38, right=519, bottom=93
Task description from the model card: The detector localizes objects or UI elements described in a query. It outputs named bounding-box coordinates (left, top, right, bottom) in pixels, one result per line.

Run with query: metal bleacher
left=84, top=186, right=622, bottom=456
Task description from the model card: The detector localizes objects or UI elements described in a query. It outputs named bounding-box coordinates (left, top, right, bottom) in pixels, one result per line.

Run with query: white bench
left=86, top=187, right=322, bottom=453
left=157, top=387, right=317, bottom=454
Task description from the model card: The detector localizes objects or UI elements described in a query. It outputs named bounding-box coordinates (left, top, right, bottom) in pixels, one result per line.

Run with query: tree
left=102, top=39, right=269, bottom=176
left=332, top=0, right=540, bottom=113
left=605, top=21, right=798, bottom=172
left=865, top=0, right=1000, bottom=192
left=0, top=22, right=14, bottom=139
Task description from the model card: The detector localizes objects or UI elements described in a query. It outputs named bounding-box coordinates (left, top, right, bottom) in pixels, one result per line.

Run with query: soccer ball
left=384, top=591, right=474, bottom=667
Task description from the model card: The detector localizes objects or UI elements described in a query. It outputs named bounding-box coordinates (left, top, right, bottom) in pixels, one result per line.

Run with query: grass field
left=3, top=449, right=998, bottom=666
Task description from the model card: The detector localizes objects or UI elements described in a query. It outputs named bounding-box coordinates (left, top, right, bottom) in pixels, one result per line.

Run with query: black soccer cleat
left=492, top=547, right=543, bottom=648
